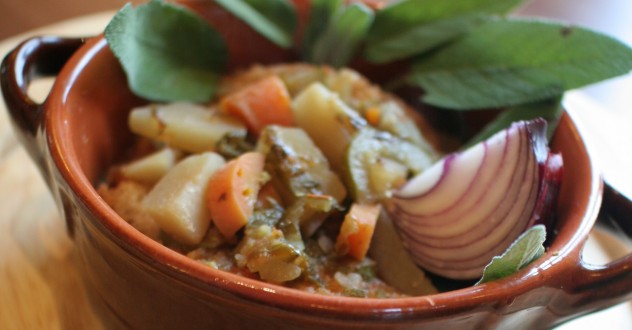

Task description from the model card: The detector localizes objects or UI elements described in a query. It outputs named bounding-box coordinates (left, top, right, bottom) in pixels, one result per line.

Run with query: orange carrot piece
left=220, top=75, right=293, bottom=136
left=207, top=152, right=266, bottom=238
left=336, top=203, right=382, bottom=260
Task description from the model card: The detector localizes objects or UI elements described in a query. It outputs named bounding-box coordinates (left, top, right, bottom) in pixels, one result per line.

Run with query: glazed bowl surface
left=2, top=20, right=632, bottom=330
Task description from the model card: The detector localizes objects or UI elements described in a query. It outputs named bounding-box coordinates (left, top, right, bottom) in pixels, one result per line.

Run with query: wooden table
left=1, top=2, right=631, bottom=329
left=0, top=0, right=124, bottom=40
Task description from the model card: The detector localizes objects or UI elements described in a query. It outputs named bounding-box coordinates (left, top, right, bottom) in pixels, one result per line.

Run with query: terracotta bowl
left=2, top=32, right=632, bottom=330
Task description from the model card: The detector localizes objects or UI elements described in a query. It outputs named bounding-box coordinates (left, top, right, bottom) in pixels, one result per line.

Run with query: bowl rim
left=43, top=36, right=602, bottom=320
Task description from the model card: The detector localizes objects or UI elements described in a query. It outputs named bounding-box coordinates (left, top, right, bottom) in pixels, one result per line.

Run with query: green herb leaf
left=464, top=96, right=563, bottom=148
left=215, top=0, right=297, bottom=48
left=310, top=3, right=374, bottom=68
left=364, top=0, right=524, bottom=63
left=407, top=19, right=632, bottom=110
left=477, top=225, right=546, bottom=285
left=301, top=0, right=343, bottom=59
left=105, top=0, right=227, bottom=102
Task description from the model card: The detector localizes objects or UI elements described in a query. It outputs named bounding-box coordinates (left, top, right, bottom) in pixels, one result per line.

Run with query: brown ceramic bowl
left=2, top=27, right=632, bottom=330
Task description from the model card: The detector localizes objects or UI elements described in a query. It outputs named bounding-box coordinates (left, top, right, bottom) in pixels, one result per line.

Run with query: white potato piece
left=142, top=152, right=226, bottom=245
left=119, top=148, right=181, bottom=185
left=292, top=83, right=366, bottom=171
left=128, top=102, right=246, bottom=153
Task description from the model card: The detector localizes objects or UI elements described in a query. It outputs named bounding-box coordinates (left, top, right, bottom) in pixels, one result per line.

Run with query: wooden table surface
left=0, top=1, right=631, bottom=329
left=0, top=0, right=124, bottom=40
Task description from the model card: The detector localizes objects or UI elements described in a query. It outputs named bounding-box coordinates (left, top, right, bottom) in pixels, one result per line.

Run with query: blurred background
left=0, top=0, right=128, bottom=40
left=0, top=0, right=630, bottom=41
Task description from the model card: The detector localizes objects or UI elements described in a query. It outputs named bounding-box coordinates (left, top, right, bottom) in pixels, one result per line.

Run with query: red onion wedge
left=386, top=119, right=562, bottom=280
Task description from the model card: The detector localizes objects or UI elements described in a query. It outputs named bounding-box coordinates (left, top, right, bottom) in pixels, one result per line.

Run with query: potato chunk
left=119, top=148, right=181, bottom=185
left=142, top=152, right=225, bottom=245
left=128, top=102, right=246, bottom=153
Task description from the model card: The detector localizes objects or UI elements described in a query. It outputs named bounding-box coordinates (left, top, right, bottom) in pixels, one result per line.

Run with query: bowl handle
left=1, top=36, right=85, bottom=167
left=562, top=180, right=632, bottom=318
left=601, top=181, right=632, bottom=234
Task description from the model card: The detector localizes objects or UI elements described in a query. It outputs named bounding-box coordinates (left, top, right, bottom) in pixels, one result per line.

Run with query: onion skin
left=386, top=119, right=562, bottom=280
left=529, top=153, right=564, bottom=228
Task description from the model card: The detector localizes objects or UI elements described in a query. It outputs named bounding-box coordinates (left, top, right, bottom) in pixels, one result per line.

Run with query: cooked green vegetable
left=369, top=100, right=437, bottom=153
left=214, top=132, right=255, bottom=160
left=346, top=128, right=435, bottom=203
left=257, top=126, right=347, bottom=237
left=258, top=126, right=347, bottom=202
left=236, top=223, right=307, bottom=283
left=278, top=195, right=338, bottom=249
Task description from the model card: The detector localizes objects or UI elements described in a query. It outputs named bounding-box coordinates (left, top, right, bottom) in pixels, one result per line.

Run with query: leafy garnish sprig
left=105, top=0, right=227, bottom=102
left=477, top=225, right=547, bottom=284
left=308, top=2, right=374, bottom=67
left=214, top=0, right=297, bottom=48
left=105, top=0, right=632, bottom=119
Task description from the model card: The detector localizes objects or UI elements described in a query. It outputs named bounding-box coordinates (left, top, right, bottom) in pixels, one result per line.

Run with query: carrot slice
left=220, top=75, right=293, bottom=136
left=336, top=203, right=382, bottom=260
left=207, top=152, right=266, bottom=238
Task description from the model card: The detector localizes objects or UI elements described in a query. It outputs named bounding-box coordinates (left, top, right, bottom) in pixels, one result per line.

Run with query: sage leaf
left=365, top=0, right=525, bottom=63
left=105, top=0, right=227, bottom=102
left=215, top=0, right=297, bottom=48
left=301, top=0, right=343, bottom=59
left=310, top=3, right=374, bottom=68
left=464, top=96, right=563, bottom=148
left=407, top=19, right=632, bottom=110
left=477, top=225, right=546, bottom=285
